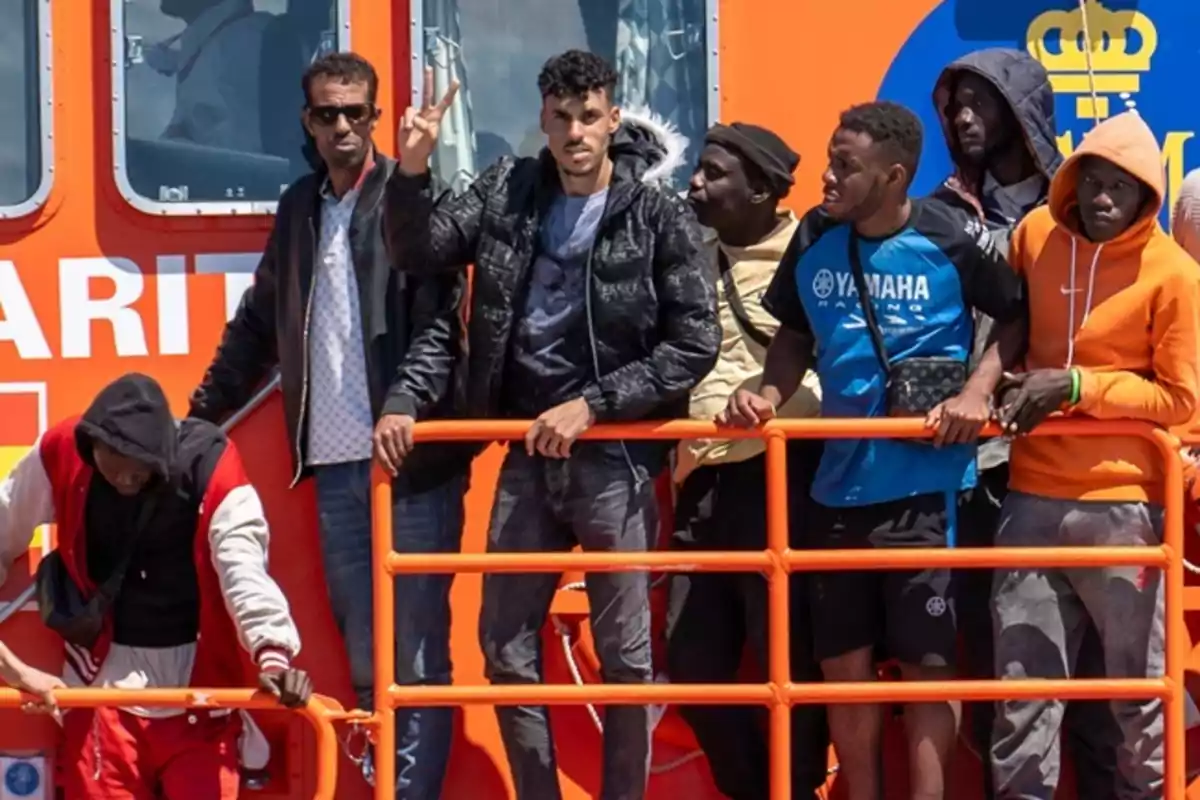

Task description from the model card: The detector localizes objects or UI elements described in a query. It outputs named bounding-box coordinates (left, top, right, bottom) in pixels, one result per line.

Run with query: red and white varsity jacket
left=0, top=418, right=300, bottom=694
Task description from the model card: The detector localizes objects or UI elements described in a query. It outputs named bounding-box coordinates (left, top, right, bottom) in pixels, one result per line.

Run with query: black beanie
left=704, top=122, right=800, bottom=198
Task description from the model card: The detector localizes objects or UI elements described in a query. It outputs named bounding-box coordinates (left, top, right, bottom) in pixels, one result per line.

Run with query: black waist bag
left=35, top=494, right=157, bottom=649
left=35, top=550, right=118, bottom=649
left=848, top=232, right=967, bottom=418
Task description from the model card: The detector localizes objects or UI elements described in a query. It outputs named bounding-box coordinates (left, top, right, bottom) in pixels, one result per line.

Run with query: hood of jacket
left=610, top=106, right=690, bottom=187
left=75, top=373, right=177, bottom=482
left=933, top=48, right=1063, bottom=208
left=1048, top=110, right=1165, bottom=247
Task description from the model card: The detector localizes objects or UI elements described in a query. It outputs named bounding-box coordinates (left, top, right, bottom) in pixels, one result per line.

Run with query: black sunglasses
left=307, top=103, right=375, bottom=126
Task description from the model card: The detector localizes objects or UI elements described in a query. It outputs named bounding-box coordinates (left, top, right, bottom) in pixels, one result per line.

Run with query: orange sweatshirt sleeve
left=1005, top=216, right=1029, bottom=275
left=1076, top=265, right=1200, bottom=426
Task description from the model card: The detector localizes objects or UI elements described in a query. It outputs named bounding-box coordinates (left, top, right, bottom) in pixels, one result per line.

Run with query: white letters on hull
left=0, top=253, right=259, bottom=360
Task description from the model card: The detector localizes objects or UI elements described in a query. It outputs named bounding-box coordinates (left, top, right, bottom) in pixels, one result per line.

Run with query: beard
left=322, top=141, right=367, bottom=171
left=826, top=175, right=889, bottom=222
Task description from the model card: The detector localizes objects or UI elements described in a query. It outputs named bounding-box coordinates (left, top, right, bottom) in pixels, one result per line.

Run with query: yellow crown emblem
left=1026, top=0, right=1158, bottom=120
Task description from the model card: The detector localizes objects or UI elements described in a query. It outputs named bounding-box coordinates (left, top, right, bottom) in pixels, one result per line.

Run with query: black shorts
left=806, top=491, right=960, bottom=666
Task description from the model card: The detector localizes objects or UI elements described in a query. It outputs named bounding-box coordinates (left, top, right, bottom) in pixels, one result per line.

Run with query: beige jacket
left=675, top=211, right=821, bottom=484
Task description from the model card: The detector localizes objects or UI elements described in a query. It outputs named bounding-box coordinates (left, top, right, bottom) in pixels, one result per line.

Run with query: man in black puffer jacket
left=386, top=50, right=719, bottom=800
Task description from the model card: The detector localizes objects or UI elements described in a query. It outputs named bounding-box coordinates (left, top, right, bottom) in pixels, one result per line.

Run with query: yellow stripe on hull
left=0, top=446, right=47, bottom=551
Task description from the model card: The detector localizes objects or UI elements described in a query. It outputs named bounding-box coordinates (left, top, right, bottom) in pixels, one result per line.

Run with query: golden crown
left=1026, top=0, right=1157, bottom=73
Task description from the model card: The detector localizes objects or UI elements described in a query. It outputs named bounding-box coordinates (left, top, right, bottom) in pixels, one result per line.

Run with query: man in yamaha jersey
left=724, top=101, right=1026, bottom=800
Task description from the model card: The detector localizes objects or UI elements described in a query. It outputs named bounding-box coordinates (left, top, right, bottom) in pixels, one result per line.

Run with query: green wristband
left=1069, top=367, right=1081, bottom=406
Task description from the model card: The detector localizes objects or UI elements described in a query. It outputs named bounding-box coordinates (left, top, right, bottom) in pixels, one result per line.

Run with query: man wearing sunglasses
left=190, top=51, right=473, bottom=800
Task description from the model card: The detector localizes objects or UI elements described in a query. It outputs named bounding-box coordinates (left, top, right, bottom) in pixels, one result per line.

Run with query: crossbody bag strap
left=94, top=491, right=160, bottom=603
left=846, top=231, right=890, bottom=374
left=717, top=249, right=773, bottom=349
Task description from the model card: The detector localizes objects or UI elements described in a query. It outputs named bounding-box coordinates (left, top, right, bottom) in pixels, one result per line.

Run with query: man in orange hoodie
left=988, top=111, right=1200, bottom=799
left=924, top=51, right=1124, bottom=800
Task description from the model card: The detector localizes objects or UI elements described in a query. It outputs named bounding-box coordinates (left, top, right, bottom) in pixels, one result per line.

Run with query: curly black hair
left=537, top=49, right=619, bottom=102
left=838, top=101, right=924, bottom=186
left=302, top=51, right=378, bottom=107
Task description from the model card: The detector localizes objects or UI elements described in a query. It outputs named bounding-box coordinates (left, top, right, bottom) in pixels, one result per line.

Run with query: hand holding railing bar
left=0, top=687, right=342, bottom=800
left=371, top=417, right=1188, bottom=800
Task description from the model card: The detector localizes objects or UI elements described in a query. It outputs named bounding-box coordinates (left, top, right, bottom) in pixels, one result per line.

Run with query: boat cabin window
left=413, top=0, right=718, bottom=194
left=0, top=0, right=52, bottom=217
left=113, top=0, right=347, bottom=215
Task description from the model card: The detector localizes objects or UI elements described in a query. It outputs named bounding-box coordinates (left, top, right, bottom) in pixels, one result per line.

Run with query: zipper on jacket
left=582, top=239, right=640, bottom=488
left=290, top=219, right=319, bottom=488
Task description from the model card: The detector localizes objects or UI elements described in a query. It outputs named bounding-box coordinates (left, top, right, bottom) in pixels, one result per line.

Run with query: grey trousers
left=990, top=491, right=1165, bottom=800
left=956, top=465, right=1124, bottom=800
left=478, top=445, right=657, bottom=800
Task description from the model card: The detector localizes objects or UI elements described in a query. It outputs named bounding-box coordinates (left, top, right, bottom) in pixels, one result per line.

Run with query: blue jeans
left=313, top=460, right=466, bottom=800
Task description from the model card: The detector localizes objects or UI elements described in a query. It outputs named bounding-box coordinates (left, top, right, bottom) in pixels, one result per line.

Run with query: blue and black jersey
left=763, top=198, right=1026, bottom=508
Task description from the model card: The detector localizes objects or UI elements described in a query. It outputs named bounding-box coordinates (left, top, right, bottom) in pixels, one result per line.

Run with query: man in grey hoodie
left=924, top=47, right=1122, bottom=799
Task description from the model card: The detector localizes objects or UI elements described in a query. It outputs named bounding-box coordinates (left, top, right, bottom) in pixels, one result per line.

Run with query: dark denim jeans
left=479, top=445, right=657, bottom=800
left=666, top=444, right=830, bottom=800
left=313, top=460, right=466, bottom=800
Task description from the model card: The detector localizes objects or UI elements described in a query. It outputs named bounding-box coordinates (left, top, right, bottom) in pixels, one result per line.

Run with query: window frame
left=0, top=0, right=55, bottom=220
left=109, top=0, right=353, bottom=217
left=406, top=0, right=721, bottom=172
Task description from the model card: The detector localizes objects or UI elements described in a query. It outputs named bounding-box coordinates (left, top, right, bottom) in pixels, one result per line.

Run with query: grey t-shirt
left=505, top=188, right=609, bottom=415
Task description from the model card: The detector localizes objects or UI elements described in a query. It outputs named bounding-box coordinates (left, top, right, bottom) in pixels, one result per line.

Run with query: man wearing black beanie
left=665, top=122, right=830, bottom=799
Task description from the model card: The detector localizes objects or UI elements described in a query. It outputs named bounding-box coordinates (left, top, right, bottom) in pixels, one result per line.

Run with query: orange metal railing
left=369, top=418, right=1188, bottom=800
left=0, top=687, right=342, bottom=800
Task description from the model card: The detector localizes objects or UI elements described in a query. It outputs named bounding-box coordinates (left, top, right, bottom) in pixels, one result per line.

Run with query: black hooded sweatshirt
left=930, top=48, right=1063, bottom=233
left=928, top=49, right=1063, bottom=472
left=74, top=374, right=226, bottom=648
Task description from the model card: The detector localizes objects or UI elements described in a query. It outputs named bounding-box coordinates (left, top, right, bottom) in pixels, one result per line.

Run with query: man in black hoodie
left=0, top=373, right=309, bottom=798
left=924, top=48, right=1122, bottom=798
left=386, top=50, right=719, bottom=800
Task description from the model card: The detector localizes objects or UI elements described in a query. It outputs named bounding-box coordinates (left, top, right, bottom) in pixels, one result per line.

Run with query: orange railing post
left=0, top=688, right=341, bottom=800
left=764, top=430, right=792, bottom=796
left=1158, top=427, right=1188, bottom=796
left=369, top=418, right=1189, bottom=800
left=373, top=465, right=398, bottom=798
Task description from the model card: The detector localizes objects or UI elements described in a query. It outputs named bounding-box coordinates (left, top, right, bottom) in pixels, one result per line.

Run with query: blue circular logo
left=878, top=0, right=1200, bottom=227
left=4, top=760, right=41, bottom=797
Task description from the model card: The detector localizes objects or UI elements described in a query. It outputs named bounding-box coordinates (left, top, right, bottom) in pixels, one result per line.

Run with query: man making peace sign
left=385, top=50, right=719, bottom=800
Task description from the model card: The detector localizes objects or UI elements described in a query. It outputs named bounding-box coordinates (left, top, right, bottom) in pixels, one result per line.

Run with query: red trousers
left=61, top=706, right=240, bottom=799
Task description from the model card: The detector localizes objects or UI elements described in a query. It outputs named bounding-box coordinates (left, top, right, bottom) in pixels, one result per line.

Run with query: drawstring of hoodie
left=1066, top=236, right=1104, bottom=368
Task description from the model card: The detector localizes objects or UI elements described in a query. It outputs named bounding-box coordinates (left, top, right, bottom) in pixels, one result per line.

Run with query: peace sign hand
left=398, top=67, right=460, bottom=175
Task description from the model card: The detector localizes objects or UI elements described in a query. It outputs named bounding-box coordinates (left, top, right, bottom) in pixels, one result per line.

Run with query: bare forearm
left=992, top=316, right=1029, bottom=374
left=761, top=329, right=814, bottom=408
left=965, top=341, right=1004, bottom=396
left=0, top=641, right=29, bottom=686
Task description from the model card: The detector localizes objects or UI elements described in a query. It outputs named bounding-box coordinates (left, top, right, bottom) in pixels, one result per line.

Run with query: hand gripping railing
left=0, top=687, right=341, bottom=799
left=369, top=418, right=1188, bottom=799
left=0, top=373, right=343, bottom=798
